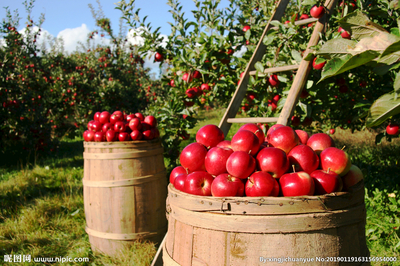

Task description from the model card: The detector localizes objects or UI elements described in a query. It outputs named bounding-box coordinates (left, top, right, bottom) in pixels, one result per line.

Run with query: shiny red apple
left=211, top=173, right=245, bottom=197
left=231, top=129, right=260, bottom=156
left=306, top=132, right=335, bottom=155
left=288, top=144, right=320, bottom=174
left=196, top=124, right=225, bottom=149
left=268, top=125, right=300, bottom=154
left=311, top=169, right=343, bottom=195
left=180, top=142, right=208, bottom=172
left=256, top=147, right=289, bottom=178
left=279, top=171, right=315, bottom=197
left=320, top=147, right=352, bottom=176
left=245, top=171, right=278, bottom=197
left=226, top=151, right=256, bottom=179
left=184, top=171, right=214, bottom=196
left=204, top=147, right=233, bottom=176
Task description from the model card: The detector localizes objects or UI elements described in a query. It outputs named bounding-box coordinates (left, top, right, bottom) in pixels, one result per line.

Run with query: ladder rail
left=277, top=0, right=339, bottom=125
left=218, top=0, right=291, bottom=137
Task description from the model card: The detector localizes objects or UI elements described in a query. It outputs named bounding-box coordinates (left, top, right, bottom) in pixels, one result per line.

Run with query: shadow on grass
left=0, top=138, right=84, bottom=174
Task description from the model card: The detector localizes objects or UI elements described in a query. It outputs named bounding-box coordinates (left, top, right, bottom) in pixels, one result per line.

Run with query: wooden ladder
left=219, top=0, right=339, bottom=136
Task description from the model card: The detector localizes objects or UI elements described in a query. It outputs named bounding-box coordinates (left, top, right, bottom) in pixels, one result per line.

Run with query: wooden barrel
left=83, top=139, right=167, bottom=256
left=164, top=181, right=370, bottom=266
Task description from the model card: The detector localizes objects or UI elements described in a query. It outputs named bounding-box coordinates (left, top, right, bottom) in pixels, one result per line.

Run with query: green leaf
left=245, top=29, right=251, bottom=40
left=338, top=10, right=388, bottom=41
left=301, top=0, right=317, bottom=6
left=263, top=35, right=275, bottom=46
left=316, top=38, right=357, bottom=58
left=366, top=92, right=400, bottom=127
left=254, top=61, right=264, bottom=73
left=394, top=71, right=400, bottom=94
left=319, top=51, right=379, bottom=82
left=291, top=50, right=303, bottom=63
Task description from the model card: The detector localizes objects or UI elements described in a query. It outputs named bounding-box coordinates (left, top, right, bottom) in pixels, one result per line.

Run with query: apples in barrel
left=170, top=123, right=363, bottom=197
left=83, top=110, right=160, bottom=142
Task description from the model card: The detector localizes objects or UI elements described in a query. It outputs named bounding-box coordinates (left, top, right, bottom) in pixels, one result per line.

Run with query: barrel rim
left=167, top=180, right=364, bottom=214
left=83, top=138, right=161, bottom=147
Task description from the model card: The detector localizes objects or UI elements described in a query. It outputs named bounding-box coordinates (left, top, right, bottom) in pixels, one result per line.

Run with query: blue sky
left=1, top=0, right=231, bottom=74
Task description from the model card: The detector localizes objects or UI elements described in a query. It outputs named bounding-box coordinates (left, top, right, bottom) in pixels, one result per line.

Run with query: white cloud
left=57, top=24, right=91, bottom=53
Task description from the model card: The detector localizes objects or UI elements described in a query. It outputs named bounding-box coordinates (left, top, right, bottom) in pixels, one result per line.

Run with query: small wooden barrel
left=164, top=181, right=370, bottom=266
left=83, top=139, right=167, bottom=256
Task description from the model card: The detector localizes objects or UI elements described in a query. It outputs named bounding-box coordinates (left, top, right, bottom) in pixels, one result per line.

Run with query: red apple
left=130, top=129, right=143, bottom=140
left=279, top=171, right=315, bottom=197
left=288, top=144, right=320, bottom=174
left=205, top=147, right=234, bottom=176
left=268, top=74, right=280, bottom=87
left=144, top=115, right=157, bottom=128
left=125, top=114, right=136, bottom=123
left=342, top=165, right=364, bottom=191
left=238, top=123, right=265, bottom=145
left=128, top=117, right=142, bottom=131
left=216, top=140, right=232, bottom=149
left=118, top=132, right=130, bottom=141
left=245, top=171, right=278, bottom=197
left=114, top=121, right=126, bottom=133
left=306, top=133, right=335, bottom=155
left=83, top=130, right=95, bottom=141
left=299, top=14, right=310, bottom=20
left=180, top=142, right=208, bottom=172
left=184, top=171, right=214, bottom=196
left=174, top=173, right=187, bottom=192
left=99, top=111, right=111, bottom=124
left=231, top=129, right=260, bottom=156
left=154, top=52, right=163, bottom=62
left=94, top=131, right=105, bottom=142
left=135, top=112, right=145, bottom=121
left=268, top=126, right=300, bottom=154
left=106, top=130, right=117, bottom=142
left=170, top=166, right=188, bottom=184
left=320, top=147, right=352, bottom=176
left=110, top=113, right=123, bottom=124
left=266, top=124, right=285, bottom=139
left=226, top=151, right=256, bottom=179
left=329, top=128, right=336, bottom=135
left=295, top=129, right=309, bottom=145
left=256, top=147, right=289, bottom=178
left=87, top=120, right=95, bottom=131
left=102, top=122, right=113, bottom=133
left=386, top=123, right=399, bottom=135
left=313, top=57, right=326, bottom=70
left=311, top=169, right=343, bottom=195
left=243, top=25, right=251, bottom=32
left=310, top=5, right=325, bottom=18
left=211, top=173, right=245, bottom=197
left=91, top=121, right=103, bottom=132
left=94, top=112, right=101, bottom=121
left=142, top=129, right=155, bottom=140
left=200, top=83, right=210, bottom=91
left=196, top=124, right=225, bottom=149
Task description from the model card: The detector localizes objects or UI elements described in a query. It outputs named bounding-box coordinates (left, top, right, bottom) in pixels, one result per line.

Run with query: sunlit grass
left=0, top=111, right=399, bottom=265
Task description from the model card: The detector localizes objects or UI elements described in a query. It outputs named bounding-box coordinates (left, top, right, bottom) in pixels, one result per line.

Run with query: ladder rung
left=295, top=17, right=318, bottom=26
left=249, top=64, right=299, bottom=76
left=227, top=117, right=279, bottom=124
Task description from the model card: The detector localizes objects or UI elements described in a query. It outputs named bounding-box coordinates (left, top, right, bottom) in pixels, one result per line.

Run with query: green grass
left=0, top=109, right=399, bottom=265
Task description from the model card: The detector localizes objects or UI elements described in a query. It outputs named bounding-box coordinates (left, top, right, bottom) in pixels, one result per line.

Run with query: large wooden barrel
left=164, top=181, right=370, bottom=266
left=83, top=139, right=167, bottom=256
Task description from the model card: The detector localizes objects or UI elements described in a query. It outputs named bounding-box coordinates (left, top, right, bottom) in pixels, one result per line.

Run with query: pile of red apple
left=83, top=110, right=159, bottom=142
left=170, top=123, right=364, bottom=197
